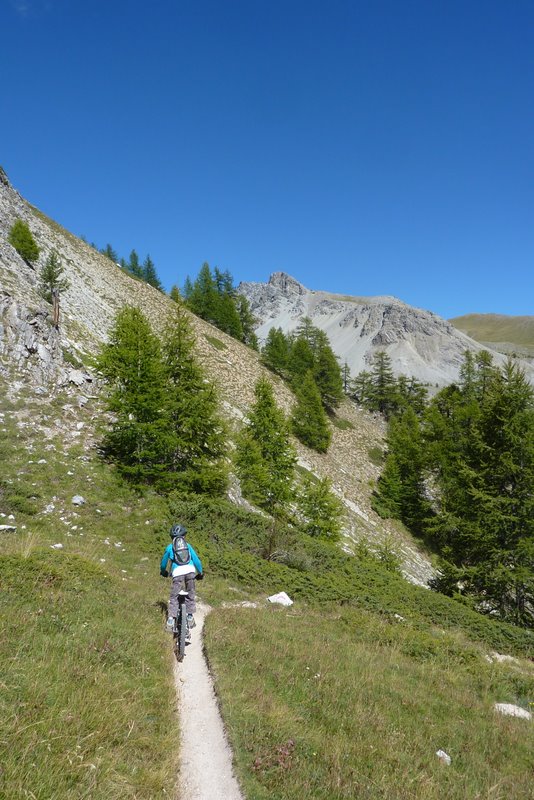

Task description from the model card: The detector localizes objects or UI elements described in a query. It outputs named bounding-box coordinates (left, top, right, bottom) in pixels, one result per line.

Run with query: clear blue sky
left=2, top=0, right=533, bottom=318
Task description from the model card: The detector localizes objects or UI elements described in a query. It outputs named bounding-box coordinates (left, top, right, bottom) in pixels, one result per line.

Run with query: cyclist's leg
left=169, top=574, right=186, bottom=618
left=185, top=572, right=196, bottom=615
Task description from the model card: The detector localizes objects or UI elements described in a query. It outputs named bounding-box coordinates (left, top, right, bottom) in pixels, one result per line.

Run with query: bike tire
left=174, top=604, right=187, bottom=662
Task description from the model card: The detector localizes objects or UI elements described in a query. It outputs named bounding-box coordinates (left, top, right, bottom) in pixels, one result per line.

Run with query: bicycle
left=172, top=588, right=190, bottom=662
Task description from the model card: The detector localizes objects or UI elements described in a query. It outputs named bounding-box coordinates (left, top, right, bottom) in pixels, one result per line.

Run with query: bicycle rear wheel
left=174, top=603, right=187, bottom=662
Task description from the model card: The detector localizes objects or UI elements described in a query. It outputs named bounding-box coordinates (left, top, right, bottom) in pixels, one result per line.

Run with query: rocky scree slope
left=239, top=272, right=534, bottom=387
left=0, top=173, right=432, bottom=585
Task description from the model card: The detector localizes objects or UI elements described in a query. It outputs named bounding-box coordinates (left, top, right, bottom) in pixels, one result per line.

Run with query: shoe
left=187, top=613, right=196, bottom=629
left=186, top=629, right=192, bottom=643
left=166, top=617, right=175, bottom=631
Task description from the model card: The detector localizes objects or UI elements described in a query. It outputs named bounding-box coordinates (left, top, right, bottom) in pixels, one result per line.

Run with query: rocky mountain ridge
left=239, top=272, right=534, bottom=387
left=0, top=172, right=432, bottom=584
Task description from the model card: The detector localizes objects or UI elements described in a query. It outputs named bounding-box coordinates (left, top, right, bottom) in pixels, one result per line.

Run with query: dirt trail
left=175, top=602, right=244, bottom=800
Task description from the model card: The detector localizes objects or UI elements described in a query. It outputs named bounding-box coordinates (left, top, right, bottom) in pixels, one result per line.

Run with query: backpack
left=172, top=536, right=191, bottom=566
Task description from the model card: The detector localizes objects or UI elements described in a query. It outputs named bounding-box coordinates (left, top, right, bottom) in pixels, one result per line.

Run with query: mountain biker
left=160, top=524, right=203, bottom=632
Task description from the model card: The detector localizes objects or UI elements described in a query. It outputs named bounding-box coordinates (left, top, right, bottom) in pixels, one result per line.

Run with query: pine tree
left=182, top=276, right=194, bottom=303
left=236, top=295, right=259, bottom=350
left=128, top=249, right=144, bottom=278
left=187, top=262, right=218, bottom=322
left=349, top=370, right=374, bottom=406
left=97, top=307, right=169, bottom=486
left=298, top=474, right=342, bottom=541
left=235, top=377, right=296, bottom=518
left=39, top=250, right=70, bottom=303
left=342, top=362, right=351, bottom=394
left=101, top=244, right=118, bottom=262
left=313, top=332, right=344, bottom=412
left=292, top=371, right=331, bottom=452
left=169, top=285, right=182, bottom=303
left=369, top=351, right=397, bottom=417
left=142, top=255, right=163, bottom=290
left=261, top=327, right=290, bottom=376
left=287, top=336, right=315, bottom=382
left=375, top=407, right=430, bottom=534
left=8, top=219, right=40, bottom=263
left=161, top=305, right=227, bottom=495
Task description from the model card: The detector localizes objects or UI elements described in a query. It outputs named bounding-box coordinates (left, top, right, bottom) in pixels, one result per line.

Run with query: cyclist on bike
left=160, top=524, right=203, bottom=632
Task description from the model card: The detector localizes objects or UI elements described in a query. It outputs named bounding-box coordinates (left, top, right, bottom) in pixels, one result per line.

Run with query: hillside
left=450, top=313, right=534, bottom=360
left=0, top=172, right=432, bottom=584
left=1, top=174, right=534, bottom=800
left=239, top=273, right=534, bottom=387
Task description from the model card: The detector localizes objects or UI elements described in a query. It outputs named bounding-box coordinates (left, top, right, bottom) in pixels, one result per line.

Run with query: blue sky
left=2, top=0, right=533, bottom=318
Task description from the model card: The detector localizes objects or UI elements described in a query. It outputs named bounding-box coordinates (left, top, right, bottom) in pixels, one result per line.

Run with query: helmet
left=170, top=523, right=187, bottom=539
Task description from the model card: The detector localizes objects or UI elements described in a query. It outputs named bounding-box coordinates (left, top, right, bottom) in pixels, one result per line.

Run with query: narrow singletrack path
left=174, top=602, right=244, bottom=800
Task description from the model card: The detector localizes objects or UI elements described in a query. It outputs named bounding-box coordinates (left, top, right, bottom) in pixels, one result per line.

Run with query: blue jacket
left=160, top=542, right=202, bottom=576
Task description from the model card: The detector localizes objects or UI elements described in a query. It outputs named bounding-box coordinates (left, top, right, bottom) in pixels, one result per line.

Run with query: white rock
left=68, top=369, right=86, bottom=386
left=267, top=591, right=294, bottom=607
left=0, top=525, right=17, bottom=532
left=71, top=495, right=85, bottom=506
left=37, top=458, right=47, bottom=464
left=490, top=652, right=520, bottom=665
left=436, top=749, right=452, bottom=765
left=50, top=543, right=63, bottom=549
left=494, top=703, right=531, bottom=720
left=76, top=422, right=84, bottom=430
left=8, top=514, right=15, bottom=520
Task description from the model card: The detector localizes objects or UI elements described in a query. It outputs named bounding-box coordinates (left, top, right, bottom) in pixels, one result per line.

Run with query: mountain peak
left=267, top=272, right=306, bottom=295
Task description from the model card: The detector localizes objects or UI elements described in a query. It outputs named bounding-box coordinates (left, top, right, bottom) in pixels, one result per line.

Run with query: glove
left=160, top=569, right=169, bottom=578
left=196, top=572, right=204, bottom=581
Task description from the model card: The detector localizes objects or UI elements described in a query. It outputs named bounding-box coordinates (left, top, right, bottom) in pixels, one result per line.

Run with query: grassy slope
left=450, top=313, right=534, bottom=351
left=1, top=376, right=533, bottom=800
left=0, top=383, right=177, bottom=800
left=205, top=606, right=534, bottom=800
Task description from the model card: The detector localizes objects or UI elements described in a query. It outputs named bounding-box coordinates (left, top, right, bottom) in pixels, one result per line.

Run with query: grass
left=204, top=334, right=227, bottom=351
left=205, top=605, right=534, bottom=800
left=0, top=383, right=179, bottom=799
left=367, top=445, right=385, bottom=466
left=450, top=313, right=534, bottom=349
left=330, top=416, right=355, bottom=431
left=2, top=374, right=534, bottom=799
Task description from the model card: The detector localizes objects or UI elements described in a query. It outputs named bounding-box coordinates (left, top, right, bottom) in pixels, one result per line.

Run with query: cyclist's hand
left=196, top=572, right=204, bottom=581
left=160, top=569, right=169, bottom=578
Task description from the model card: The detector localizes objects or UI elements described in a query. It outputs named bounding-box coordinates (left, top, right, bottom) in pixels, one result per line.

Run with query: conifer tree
left=97, top=307, right=168, bottom=486
left=8, top=219, right=40, bottom=263
left=292, top=370, right=331, bottom=452
left=142, top=255, right=163, bottom=291
left=236, top=295, right=259, bottom=350
left=261, top=327, right=290, bottom=376
left=349, top=370, right=374, bottom=406
left=101, top=244, right=118, bottom=262
left=39, top=250, right=70, bottom=303
left=313, top=332, right=344, bottom=412
left=374, top=407, right=430, bottom=534
left=235, top=377, right=296, bottom=518
left=187, top=262, right=218, bottom=322
left=369, top=351, right=397, bottom=417
left=169, top=285, right=181, bottom=303
left=128, top=249, right=144, bottom=278
left=161, top=305, right=227, bottom=495
left=287, top=336, right=315, bottom=382
left=298, top=474, right=343, bottom=541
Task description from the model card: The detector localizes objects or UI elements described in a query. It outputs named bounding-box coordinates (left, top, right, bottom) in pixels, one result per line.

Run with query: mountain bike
left=172, top=589, right=190, bottom=662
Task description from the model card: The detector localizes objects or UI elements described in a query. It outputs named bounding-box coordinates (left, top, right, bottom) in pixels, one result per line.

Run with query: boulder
left=267, top=591, right=293, bottom=607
